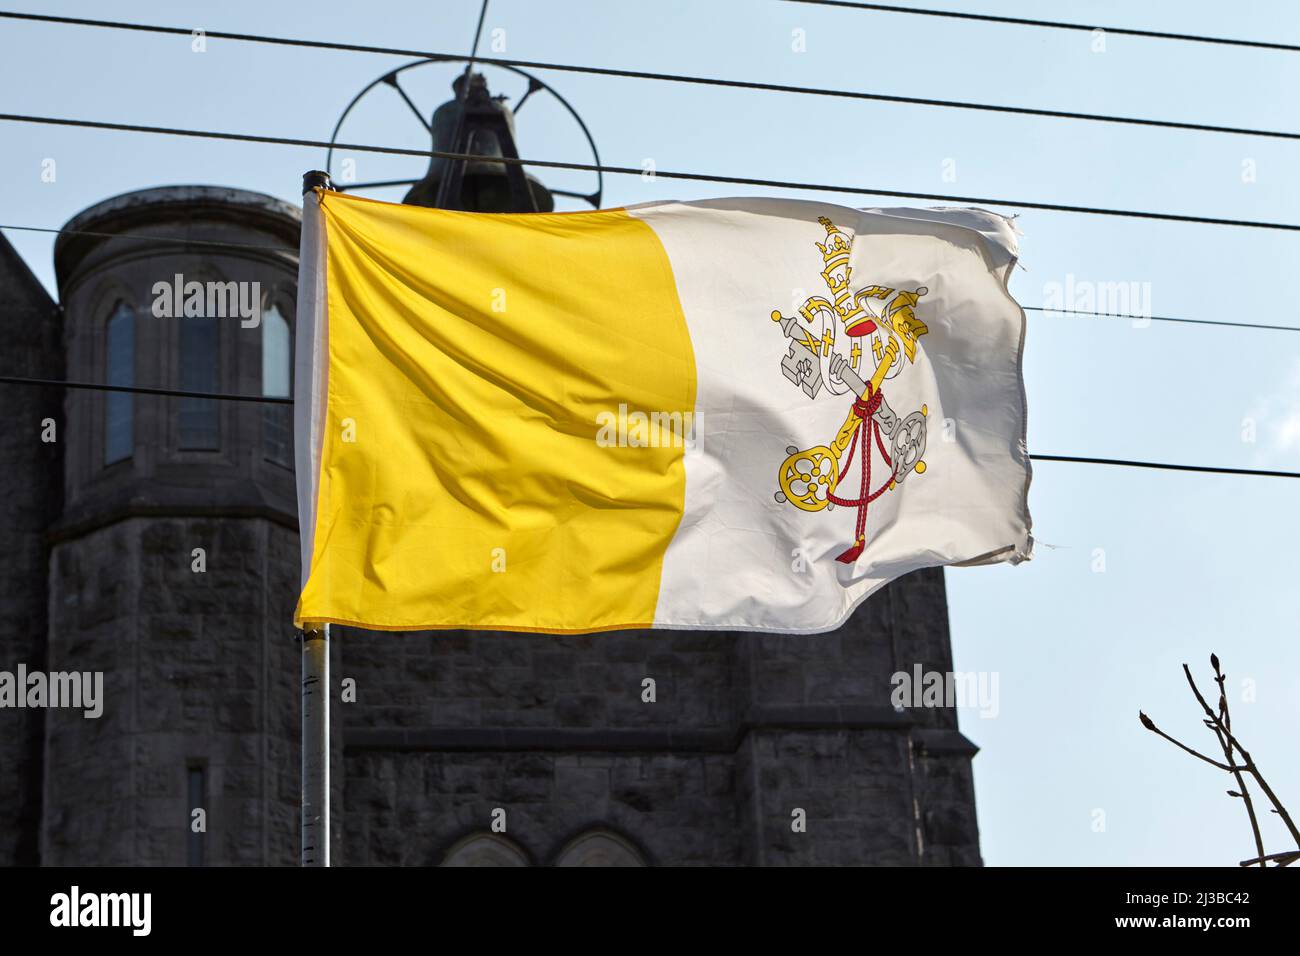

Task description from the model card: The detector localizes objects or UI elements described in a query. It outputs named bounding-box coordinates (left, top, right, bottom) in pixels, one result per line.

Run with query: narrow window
left=186, top=763, right=206, bottom=867
left=104, top=301, right=134, bottom=464
left=179, top=314, right=220, bottom=449
left=261, top=303, right=292, bottom=464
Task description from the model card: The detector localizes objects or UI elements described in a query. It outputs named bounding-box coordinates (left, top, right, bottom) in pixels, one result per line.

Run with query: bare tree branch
left=1140, top=655, right=1299, bottom=867
left=1200, top=658, right=1267, bottom=865
left=1182, top=662, right=1300, bottom=848
left=1238, top=850, right=1300, bottom=867
left=1139, top=712, right=1236, bottom=771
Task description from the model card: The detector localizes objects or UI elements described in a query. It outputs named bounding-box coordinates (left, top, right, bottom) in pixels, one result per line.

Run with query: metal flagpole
left=300, top=623, right=329, bottom=866
left=300, top=169, right=332, bottom=867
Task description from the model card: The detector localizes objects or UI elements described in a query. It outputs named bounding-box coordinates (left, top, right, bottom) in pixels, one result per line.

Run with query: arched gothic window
left=178, top=312, right=219, bottom=449
left=261, top=301, right=292, bottom=464
left=554, top=830, right=647, bottom=867
left=104, top=301, right=134, bottom=464
left=440, top=833, right=529, bottom=867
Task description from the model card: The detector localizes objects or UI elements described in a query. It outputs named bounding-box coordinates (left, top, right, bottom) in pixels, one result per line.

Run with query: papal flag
left=293, top=190, right=1032, bottom=633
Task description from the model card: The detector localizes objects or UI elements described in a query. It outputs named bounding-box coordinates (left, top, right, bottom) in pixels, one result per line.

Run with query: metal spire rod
left=436, top=0, right=492, bottom=209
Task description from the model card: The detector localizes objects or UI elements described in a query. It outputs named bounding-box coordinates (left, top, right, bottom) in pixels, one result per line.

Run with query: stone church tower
left=39, top=187, right=313, bottom=865
left=0, top=81, right=981, bottom=864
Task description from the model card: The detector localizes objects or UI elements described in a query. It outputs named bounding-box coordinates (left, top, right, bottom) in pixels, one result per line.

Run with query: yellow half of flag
left=295, top=191, right=696, bottom=631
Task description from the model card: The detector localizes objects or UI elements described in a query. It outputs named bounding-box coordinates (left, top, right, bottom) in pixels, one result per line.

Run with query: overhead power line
left=779, top=1, right=1300, bottom=54
left=0, top=10, right=1295, bottom=141
left=3, top=223, right=1293, bottom=337
left=1, top=222, right=293, bottom=254
left=3, top=112, right=1298, bottom=232
left=0, top=374, right=290, bottom=404
left=1030, top=455, right=1300, bottom=481
left=0, top=374, right=1294, bottom=480
left=1023, top=307, right=1300, bottom=335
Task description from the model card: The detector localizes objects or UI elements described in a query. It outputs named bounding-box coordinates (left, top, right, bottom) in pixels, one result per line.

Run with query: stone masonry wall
left=43, top=517, right=307, bottom=865
left=0, top=239, right=60, bottom=866
left=340, top=567, right=981, bottom=865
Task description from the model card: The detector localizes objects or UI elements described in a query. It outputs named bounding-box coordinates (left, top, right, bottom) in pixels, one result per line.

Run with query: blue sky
left=2, top=0, right=1298, bottom=866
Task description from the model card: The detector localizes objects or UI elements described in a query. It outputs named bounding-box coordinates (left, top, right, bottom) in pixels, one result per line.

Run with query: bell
left=403, top=72, right=554, bottom=213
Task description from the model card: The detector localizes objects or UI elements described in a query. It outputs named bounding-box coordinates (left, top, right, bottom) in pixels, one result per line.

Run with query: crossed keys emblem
left=770, top=216, right=931, bottom=564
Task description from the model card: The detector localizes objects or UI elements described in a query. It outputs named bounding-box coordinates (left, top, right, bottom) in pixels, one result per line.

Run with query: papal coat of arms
left=771, top=217, right=931, bottom=563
